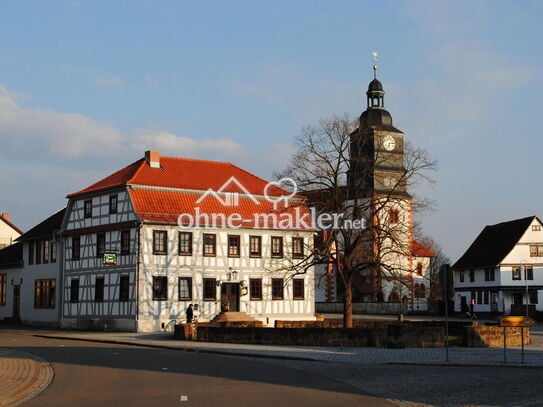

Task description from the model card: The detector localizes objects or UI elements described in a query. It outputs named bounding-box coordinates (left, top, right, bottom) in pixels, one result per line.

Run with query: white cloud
left=0, top=85, right=247, bottom=166
left=132, top=129, right=247, bottom=159
left=0, top=84, right=260, bottom=231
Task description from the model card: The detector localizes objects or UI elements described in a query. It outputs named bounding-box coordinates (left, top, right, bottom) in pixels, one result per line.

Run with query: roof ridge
left=127, top=157, right=149, bottom=183
left=160, top=155, right=230, bottom=165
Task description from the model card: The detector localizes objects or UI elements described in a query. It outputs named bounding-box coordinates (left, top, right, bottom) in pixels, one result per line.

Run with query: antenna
left=371, top=50, right=379, bottom=79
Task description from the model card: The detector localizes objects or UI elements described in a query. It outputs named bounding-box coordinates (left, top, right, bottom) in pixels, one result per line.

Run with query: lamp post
left=521, top=260, right=528, bottom=317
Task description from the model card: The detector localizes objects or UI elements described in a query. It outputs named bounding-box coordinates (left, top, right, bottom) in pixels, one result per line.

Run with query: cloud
left=95, top=76, right=124, bottom=87
left=0, top=85, right=247, bottom=167
left=132, top=129, right=247, bottom=159
left=0, top=84, right=259, bottom=230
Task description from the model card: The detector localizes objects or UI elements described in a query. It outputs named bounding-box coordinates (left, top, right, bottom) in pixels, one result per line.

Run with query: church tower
left=348, top=64, right=408, bottom=200
left=347, top=63, right=415, bottom=303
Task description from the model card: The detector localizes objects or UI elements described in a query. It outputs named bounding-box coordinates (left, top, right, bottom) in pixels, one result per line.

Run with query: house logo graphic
left=196, top=176, right=297, bottom=209
left=196, top=176, right=260, bottom=207
left=178, top=176, right=366, bottom=230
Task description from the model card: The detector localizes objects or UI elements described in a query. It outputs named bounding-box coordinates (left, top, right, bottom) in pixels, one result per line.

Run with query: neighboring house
left=0, top=242, right=23, bottom=322
left=17, top=208, right=65, bottom=326
left=453, top=216, right=543, bottom=316
left=0, top=213, right=23, bottom=322
left=0, top=209, right=64, bottom=325
left=0, top=213, right=22, bottom=249
left=315, top=69, right=434, bottom=312
left=61, top=150, right=315, bottom=332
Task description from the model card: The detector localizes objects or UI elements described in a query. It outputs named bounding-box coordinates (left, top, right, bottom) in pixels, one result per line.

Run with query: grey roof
left=18, top=208, right=66, bottom=241
left=0, top=242, right=23, bottom=269
left=453, top=216, right=539, bottom=270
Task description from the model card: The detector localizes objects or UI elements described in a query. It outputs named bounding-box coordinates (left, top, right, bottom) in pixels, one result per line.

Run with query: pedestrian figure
left=470, top=298, right=476, bottom=320
left=186, top=304, right=194, bottom=323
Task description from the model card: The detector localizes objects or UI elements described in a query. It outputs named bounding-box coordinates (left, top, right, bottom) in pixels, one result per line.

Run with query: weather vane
left=372, top=50, right=379, bottom=78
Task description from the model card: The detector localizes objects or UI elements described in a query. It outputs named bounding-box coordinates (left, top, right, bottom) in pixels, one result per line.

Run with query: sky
left=1, top=0, right=542, bottom=262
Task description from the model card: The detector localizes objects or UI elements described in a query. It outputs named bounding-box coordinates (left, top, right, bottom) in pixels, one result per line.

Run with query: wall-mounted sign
left=103, top=253, right=118, bottom=265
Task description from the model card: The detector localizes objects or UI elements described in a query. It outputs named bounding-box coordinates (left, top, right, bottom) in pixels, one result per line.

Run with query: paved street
left=0, top=330, right=390, bottom=407
left=2, top=325, right=543, bottom=406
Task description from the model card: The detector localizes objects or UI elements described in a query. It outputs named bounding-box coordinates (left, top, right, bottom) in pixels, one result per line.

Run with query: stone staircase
left=209, top=312, right=263, bottom=327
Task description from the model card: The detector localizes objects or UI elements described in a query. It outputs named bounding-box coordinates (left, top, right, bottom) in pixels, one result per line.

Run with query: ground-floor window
left=512, top=293, right=523, bottom=305
left=119, top=275, right=130, bottom=301
left=152, top=276, right=168, bottom=300
left=178, top=277, right=192, bottom=300
left=529, top=291, right=539, bottom=304
left=293, top=279, right=304, bottom=300
left=70, top=278, right=80, bottom=303
left=272, top=278, right=284, bottom=300
left=203, top=278, right=216, bottom=300
left=95, top=277, right=104, bottom=302
left=250, top=279, right=262, bottom=300
left=34, top=279, right=56, bottom=308
left=0, top=274, right=7, bottom=305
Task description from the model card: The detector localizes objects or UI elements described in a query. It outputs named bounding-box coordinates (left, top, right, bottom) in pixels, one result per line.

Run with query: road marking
left=180, top=395, right=188, bottom=402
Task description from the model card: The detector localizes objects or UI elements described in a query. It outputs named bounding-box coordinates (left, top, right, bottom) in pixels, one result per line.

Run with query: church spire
left=367, top=53, right=385, bottom=109
left=359, top=51, right=392, bottom=128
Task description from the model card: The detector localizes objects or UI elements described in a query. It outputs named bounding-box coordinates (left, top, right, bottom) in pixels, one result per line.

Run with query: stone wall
left=185, top=320, right=444, bottom=348
left=465, top=325, right=531, bottom=347
left=316, top=302, right=407, bottom=315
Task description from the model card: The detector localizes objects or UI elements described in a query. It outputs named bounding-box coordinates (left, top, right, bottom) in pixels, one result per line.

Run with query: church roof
left=412, top=240, right=435, bottom=258
left=453, top=216, right=539, bottom=270
left=368, top=78, right=384, bottom=92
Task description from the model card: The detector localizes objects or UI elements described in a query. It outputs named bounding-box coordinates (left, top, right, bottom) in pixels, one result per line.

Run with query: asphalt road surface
left=0, top=332, right=393, bottom=407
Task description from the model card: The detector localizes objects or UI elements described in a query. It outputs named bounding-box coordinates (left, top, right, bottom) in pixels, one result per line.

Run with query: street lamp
left=521, top=260, right=528, bottom=317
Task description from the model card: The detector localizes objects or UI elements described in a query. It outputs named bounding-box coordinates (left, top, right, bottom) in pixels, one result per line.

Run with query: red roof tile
left=129, top=188, right=313, bottom=230
left=68, top=159, right=144, bottom=197
left=411, top=240, right=435, bottom=257
left=68, top=155, right=290, bottom=198
left=68, top=152, right=312, bottom=229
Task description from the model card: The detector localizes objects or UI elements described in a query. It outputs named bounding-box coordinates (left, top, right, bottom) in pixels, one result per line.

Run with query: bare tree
left=415, top=235, right=451, bottom=310
left=279, top=114, right=437, bottom=327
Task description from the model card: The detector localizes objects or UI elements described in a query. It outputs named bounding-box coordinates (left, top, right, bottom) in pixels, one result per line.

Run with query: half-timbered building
left=61, top=150, right=315, bottom=332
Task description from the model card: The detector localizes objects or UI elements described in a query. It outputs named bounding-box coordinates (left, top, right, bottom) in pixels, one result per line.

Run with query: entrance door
left=12, top=285, right=20, bottom=320
left=460, top=296, right=468, bottom=313
left=221, top=283, right=239, bottom=312
left=491, top=292, right=499, bottom=312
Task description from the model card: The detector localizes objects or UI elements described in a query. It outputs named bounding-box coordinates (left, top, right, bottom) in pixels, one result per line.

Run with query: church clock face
left=382, top=134, right=395, bottom=151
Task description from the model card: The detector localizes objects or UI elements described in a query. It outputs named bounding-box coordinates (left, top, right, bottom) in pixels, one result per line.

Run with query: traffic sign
left=498, top=316, right=536, bottom=327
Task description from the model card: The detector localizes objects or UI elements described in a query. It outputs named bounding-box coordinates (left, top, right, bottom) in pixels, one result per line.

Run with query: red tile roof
left=68, top=152, right=310, bottom=230
left=411, top=240, right=435, bottom=258
left=129, top=188, right=313, bottom=230
left=68, top=155, right=289, bottom=198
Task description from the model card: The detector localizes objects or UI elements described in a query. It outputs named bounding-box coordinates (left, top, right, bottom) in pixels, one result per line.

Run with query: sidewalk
left=0, top=348, right=54, bottom=407
left=33, top=328, right=543, bottom=367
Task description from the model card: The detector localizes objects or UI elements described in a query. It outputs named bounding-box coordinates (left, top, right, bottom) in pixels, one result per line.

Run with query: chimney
left=145, top=150, right=161, bottom=169
left=1, top=213, right=9, bottom=221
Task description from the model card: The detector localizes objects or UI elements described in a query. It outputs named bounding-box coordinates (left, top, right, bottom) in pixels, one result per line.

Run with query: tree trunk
left=343, top=281, right=353, bottom=328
